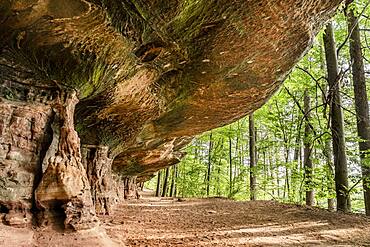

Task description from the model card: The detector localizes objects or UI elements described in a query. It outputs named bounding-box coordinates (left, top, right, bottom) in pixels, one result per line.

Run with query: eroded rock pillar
left=82, top=145, right=116, bottom=215
left=123, top=176, right=141, bottom=200
left=35, top=91, right=97, bottom=230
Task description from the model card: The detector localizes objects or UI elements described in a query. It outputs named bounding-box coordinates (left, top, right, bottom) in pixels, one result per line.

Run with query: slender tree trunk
left=263, top=151, right=267, bottom=199
left=275, top=146, right=280, bottom=198
left=348, top=8, right=370, bottom=216
left=249, top=114, right=257, bottom=200
left=255, top=126, right=258, bottom=165
left=294, top=135, right=301, bottom=164
left=269, top=149, right=275, bottom=197
left=174, top=165, right=179, bottom=197
left=293, top=130, right=301, bottom=202
left=235, top=125, right=240, bottom=178
left=169, top=165, right=177, bottom=197
left=217, top=158, right=221, bottom=196
left=320, top=41, right=336, bottom=211
left=229, top=134, right=233, bottom=197
left=324, top=134, right=336, bottom=211
left=284, top=148, right=290, bottom=201
left=323, top=22, right=350, bottom=212
left=216, top=138, right=224, bottom=196
left=206, top=132, right=213, bottom=197
left=304, top=90, right=315, bottom=206
left=162, top=167, right=170, bottom=197
left=155, top=171, right=161, bottom=197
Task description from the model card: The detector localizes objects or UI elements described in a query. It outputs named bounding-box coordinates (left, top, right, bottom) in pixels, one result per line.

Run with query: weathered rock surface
left=0, top=99, right=52, bottom=226
left=0, top=0, right=343, bottom=229
left=83, top=145, right=116, bottom=215
left=34, top=91, right=98, bottom=230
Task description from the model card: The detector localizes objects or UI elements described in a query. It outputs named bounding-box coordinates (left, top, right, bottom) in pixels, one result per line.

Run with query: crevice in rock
left=134, top=41, right=164, bottom=62
left=31, top=109, right=54, bottom=227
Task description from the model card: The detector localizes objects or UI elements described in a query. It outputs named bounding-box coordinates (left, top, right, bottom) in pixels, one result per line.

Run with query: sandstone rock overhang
left=0, top=0, right=343, bottom=228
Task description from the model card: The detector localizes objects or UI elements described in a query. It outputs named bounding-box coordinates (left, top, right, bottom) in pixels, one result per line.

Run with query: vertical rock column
left=123, top=177, right=140, bottom=200
left=35, top=91, right=97, bottom=230
left=82, top=145, right=116, bottom=215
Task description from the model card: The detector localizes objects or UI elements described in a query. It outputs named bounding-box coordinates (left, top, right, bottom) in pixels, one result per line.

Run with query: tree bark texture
left=304, top=91, right=315, bottom=206
left=249, top=114, right=257, bottom=201
left=170, top=165, right=177, bottom=197
left=162, top=167, right=170, bottom=197
left=229, top=135, right=233, bottom=197
left=323, top=23, right=350, bottom=213
left=348, top=8, right=370, bottom=216
left=206, top=133, right=213, bottom=197
left=156, top=171, right=161, bottom=197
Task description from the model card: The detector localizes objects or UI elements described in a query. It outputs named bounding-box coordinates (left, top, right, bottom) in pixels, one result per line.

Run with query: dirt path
left=102, top=194, right=370, bottom=246
left=2, top=192, right=370, bottom=246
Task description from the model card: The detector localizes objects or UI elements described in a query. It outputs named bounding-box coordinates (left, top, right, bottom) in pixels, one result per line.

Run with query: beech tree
left=156, top=171, right=162, bottom=197
left=304, top=90, right=315, bottom=206
left=348, top=5, right=370, bottom=216
left=323, top=22, right=350, bottom=212
left=249, top=114, right=257, bottom=201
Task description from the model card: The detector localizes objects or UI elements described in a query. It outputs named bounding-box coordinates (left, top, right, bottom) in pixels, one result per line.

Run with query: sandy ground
left=2, top=192, right=370, bottom=246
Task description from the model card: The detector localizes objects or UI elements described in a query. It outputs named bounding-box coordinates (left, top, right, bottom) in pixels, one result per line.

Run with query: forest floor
left=2, top=191, right=370, bottom=246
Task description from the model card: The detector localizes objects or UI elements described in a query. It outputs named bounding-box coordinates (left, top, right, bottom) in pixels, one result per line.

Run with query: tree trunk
left=319, top=41, right=336, bottom=211
left=35, top=91, right=97, bottom=230
left=284, top=149, right=290, bottom=201
left=348, top=8, right=370, bottom=216
left=174, top=165, right=179, bottom=197
left=275, top=146, right=280, bottom=198
left=293, top=130, right=301, bottom=202
left=206, top=132, right=213, bottom=197
left=294, top=134, right=301, bottom=164
left=161, top=167, right=170, bottom=197
left=155, top=171, right=161, bottom=197
left=229, top=134, right=233, bottom=197
left=323, top=134, right=336, bottom=211
left=170, top=165, right=177, bottom=197
left=304, top=90, right=315, bottom=206
left=263, top=151, right=267, bottom=199
left=323, top=23, right=350, bottom=213
left=268, top=149, right=275, bottom=197
left=249, top=114, right=257, bottom=201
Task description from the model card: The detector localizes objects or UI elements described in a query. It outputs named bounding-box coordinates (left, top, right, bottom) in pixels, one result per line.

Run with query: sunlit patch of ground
left=102, top=191, right=370, bottom=246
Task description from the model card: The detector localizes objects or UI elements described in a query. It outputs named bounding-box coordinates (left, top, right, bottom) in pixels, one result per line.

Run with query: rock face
left=0, top=99, right=52, bottom=227
left=0, top=0, right=343, bottom=229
